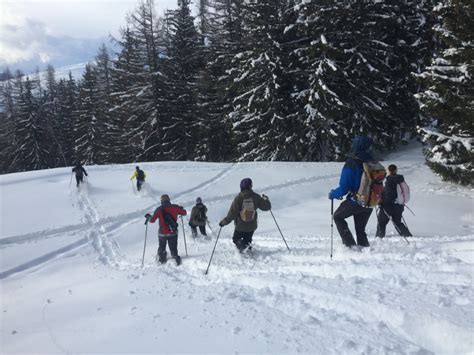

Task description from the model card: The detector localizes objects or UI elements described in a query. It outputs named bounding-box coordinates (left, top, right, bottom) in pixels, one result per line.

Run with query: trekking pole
left=375, top=206, right=382, bottom=240
left=269, top=209, right=290, bottom=251
left=131, top=180, right=136, bottom=193
left=188, top=217, right=196, bottom=240
left=330, top=199, right=334, bottom=260
left=205, top=226, right=222, bottom=275
left=180, top=216, right=188, bottom=256
left=69, top=172, right=73, bottom=188
left=400, top=216, right=410, bottom=245
left=405, top=205, right=416, bottom=216
left=141, top=217, right=150, bottom=267
left=206, top=219, right=214, bottom=233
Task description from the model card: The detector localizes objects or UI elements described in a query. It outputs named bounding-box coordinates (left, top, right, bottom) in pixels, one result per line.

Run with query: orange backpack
left=356, top=161, right=386, bottom=207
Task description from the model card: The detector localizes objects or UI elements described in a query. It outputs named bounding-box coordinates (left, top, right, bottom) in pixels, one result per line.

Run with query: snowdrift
left=1, top=143, right=473, bottom=354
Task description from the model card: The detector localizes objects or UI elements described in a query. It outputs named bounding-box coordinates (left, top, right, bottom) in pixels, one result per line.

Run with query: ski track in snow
left=161, top=234, right=473, bottom=354
left=0, top=160, right=422, bottom=248
left=0, top=163, right=239, bottom=278
left=1, top=155, right=473, bottom=353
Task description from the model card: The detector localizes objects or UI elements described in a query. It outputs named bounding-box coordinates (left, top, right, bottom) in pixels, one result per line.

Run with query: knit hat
left=160, top=194, right=170, bottom=203
left=196, top=197, right=202, bottom=204
left=240, top=178, right=252, bottom=191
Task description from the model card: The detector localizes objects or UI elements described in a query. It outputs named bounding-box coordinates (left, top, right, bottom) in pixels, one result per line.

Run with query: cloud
left=0, top=7, right=51, bottom=65
left=0, top=0, right=178, bottom=72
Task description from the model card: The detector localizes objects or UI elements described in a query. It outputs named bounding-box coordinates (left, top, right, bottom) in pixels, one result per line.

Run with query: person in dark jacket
left=72, top=163, right=88, bottom=188
left=130, top=166, right=146, bottom=191
left=328, top=136, right=374, bottom=248
left=376, top=164, right=412, bottom=238
left=219, top=178, right=271, bottom=252
left=145, top=194, right=187, bottom=265
left=189, top=197, right=208, bottom=238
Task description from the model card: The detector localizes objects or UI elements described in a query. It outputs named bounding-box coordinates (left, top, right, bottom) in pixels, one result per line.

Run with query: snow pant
left=157, top=234, right=179, bottom=262
left=376, top=204, right=412, bottom=237
left=232, top=230, right=254, bottom=252
left=333, top=200, right=372, bottom=247
left=189, top=222, right=207, bottom=237
left=136, top=179, right=144, bottom=191
left=75, top=175, right=84, bottom=187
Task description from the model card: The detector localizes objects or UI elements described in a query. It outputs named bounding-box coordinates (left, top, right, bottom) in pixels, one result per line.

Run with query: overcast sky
left=0, top=0, right=178, bottom=67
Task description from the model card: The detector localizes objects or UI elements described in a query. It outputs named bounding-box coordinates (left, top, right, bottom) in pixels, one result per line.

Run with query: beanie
left=240, top=178, right=253, bottom=191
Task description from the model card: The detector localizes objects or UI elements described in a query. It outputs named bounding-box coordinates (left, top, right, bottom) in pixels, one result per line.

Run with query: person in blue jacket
left=328, top=136, right=374, bottom=248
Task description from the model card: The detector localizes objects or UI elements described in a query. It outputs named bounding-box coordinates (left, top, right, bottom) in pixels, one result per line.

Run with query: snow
left=1, top=143, right=473, bottom=354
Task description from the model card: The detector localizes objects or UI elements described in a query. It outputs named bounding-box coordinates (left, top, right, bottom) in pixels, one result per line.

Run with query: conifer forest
left=0, top=0, right=472, bottom=185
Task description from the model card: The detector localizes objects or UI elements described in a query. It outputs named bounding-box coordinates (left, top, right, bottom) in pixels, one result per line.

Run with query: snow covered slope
left=1, top=143, right=473, bottom=354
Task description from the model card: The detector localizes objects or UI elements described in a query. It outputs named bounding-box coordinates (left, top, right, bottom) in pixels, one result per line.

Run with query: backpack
left=395, top=181, right=410, bottom=205
left=355, top=161, right=386, bottom=208
left=195, top=205, right=207, bottom=222
left=240, top=198, right=256, bottom=222
left=137, top=169, right=145, bottom=181
left=160, top=206, right=178, bottom=232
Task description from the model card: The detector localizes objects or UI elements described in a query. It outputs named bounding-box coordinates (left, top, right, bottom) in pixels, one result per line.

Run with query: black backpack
left=137, top=169, right=145, bottom=180
left=160, top=206, right=178, bottom=232
left=195, top=205, right=207, bottom=222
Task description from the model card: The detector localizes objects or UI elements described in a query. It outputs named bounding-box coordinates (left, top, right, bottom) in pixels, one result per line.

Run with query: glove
left=144, top=213, right=151, bottom=225
left=219, top=220, right=225, bottom=227
left=262, top=194, right=268, bottom=200
left=328, top=190, right=334, bottom=200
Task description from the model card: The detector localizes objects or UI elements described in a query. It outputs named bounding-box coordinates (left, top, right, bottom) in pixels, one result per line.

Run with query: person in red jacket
left=145, top=194, right=187, bottom=265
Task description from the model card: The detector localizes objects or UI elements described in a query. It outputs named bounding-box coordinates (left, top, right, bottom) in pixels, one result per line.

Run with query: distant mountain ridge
left=0, top=34, right=115, bottom=77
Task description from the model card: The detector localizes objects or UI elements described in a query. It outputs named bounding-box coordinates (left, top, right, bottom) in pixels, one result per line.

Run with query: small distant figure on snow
left=145, top=194, right=187, bottom=265
left=376, top=164, right=412, bottom=238
left=219, top=178, right=271, bottom=253
left=130, top=166, right=146, bottom=191
left=189, top=197, right=208, bottom=238
left=72, top=163, right=88, bottom=188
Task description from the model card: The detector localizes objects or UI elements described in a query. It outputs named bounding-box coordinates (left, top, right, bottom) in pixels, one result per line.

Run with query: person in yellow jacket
left=130, top=166, right=146, bottom=191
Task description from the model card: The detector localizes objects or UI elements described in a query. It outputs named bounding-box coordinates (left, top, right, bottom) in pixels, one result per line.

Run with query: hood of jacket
left=350, top=136, right=373, bottom=162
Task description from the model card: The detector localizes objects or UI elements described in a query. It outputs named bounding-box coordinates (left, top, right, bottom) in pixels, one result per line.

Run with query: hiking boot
left=156, top=252, right=167, bottom=264
left=175, top=256, right=182, bottom=266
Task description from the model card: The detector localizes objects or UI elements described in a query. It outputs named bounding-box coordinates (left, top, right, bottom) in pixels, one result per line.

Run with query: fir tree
left=229, top=0, right=302, bottom=161
left=14, top=77, right=49, bottom=171
left=0, top=69, right=18, bottom=172
left=416, top=0, right=473, bottom=185
left=161, top=0, right=201, bottom=160
left=56, top=73, right=78, bottom=165
left=43, top=65, right=69, bottom=167
left=73, top=64, right=102, bottom=164
left=110, top=0, right=165, bottom=162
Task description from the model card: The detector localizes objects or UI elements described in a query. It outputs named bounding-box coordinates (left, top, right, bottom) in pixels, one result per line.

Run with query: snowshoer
left=72, top=163, right=88, bottom=188
left=328, top=136, right=374, bottom=248
left=145, top=194, right=187, bottom=265
left=376, top=164, right=412, bottom=238
left=189, top=197, right=208, bottom=238
left=130, top=166, right=146, bottom=191
left=219, top=178, right=271, bottom=252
